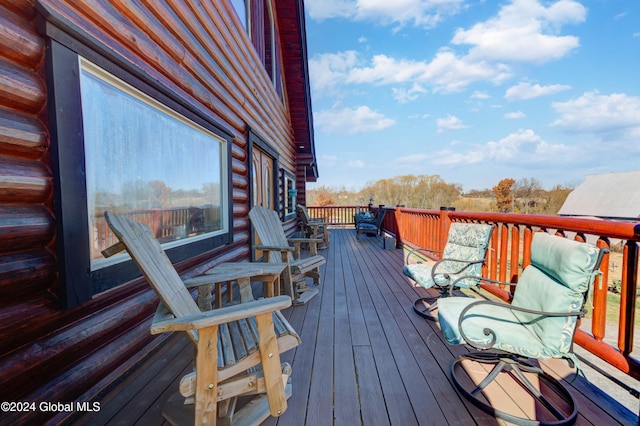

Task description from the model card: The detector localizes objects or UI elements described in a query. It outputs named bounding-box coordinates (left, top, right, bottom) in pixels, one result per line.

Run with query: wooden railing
left=306, top=205, right=370, bottom=226
left=307, top=205, right=640, bottom=382
left=91, top=206, right=222, bottom=261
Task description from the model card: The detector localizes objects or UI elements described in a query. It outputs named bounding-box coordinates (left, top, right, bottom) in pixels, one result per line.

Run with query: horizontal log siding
left=0, top=0, right=300, bottom=423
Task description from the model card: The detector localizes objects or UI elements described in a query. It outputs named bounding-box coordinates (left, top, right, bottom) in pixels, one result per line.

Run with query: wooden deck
left=74, top=229, right=637, bottom=425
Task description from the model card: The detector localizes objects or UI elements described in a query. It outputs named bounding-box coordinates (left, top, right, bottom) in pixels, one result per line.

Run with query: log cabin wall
left=0, top=0, right=311, bottom=423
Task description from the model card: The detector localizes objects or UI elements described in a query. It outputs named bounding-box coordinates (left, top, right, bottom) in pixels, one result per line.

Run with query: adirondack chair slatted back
left=105, top=212, right=199, bottom=319
left=249, top=206, right=293, bottom=264
left=296, top=204, right=316, bottom=227
left=296, top=204, right=308, bottom=222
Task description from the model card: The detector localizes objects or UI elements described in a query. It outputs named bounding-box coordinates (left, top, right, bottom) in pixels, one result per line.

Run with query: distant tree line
left=307, top=174, right=572, bottom=215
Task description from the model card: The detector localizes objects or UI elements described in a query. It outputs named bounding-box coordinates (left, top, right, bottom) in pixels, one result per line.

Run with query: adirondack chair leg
left=195, top=326, right=219, bottom=424
left=305, top=270, right=320, bottom=285
left=255, top=312, right=287, bottom=416
left=215, top=397, right=237, bottom=426
left=291, top=242, right=302, bottom=260
left=291, top=279, right=319, bottom=306
left=281, top=264, right=296, bottom=301
left=198, top=283, right=213, bottom=311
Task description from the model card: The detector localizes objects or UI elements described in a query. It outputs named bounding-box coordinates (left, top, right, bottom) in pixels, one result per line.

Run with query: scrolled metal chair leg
left=450, top=352, right=578, bottom=426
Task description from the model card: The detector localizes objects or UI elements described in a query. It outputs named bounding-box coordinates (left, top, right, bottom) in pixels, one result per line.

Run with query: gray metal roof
left=558, top=171, right=640, bottom=220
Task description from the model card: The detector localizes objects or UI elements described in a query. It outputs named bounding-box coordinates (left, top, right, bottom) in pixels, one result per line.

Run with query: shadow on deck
left=74, top=229, right=638, bottom=425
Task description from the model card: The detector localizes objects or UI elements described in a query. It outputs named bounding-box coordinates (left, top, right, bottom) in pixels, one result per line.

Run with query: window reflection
left=284, top=173, right=295, bottom=215
left=80, top=60, right=226, bottom=269
left=265, top=168, right=271, bottom=208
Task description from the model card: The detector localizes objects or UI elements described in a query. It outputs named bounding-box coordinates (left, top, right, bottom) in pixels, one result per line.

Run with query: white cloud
left=306, top=0, right=464, bottom=29
left=437, top=115, right=467, bottom=132
left=334, top=50, right=510, bottom=94
left=306, top=0, right=356, bottom=21
left=314, top=105, right=396, bottom=134
left=485, top=129, right=544, bottom=160
left=486, top=129, right=574, bottom=162
left=433, top=129, right=574, bottom=166
left=309, top=1, right=585, bottom=96
left=347, top=54, right=429, bottom=85
left=309, top=51, right=359, bottom=94
left=471, top=91, right=490, bottom=99
left=551, top=91, right=640, bottom=141
left=452, top=0, right=586, bottom=64
left=392, top=83, right=427, bottom=103
left=433, top=149, right=483, bottom=165
left=321, top=154, right=339, bottom=167
left=347, top=160, right=367, bottom=168
left=504, top=111, right=526, bottom=119
left=425, top=50, right=512, bottom=92
left=393, top=154, right=430, bottom=167
left=505, top=82, right=571, bottom=100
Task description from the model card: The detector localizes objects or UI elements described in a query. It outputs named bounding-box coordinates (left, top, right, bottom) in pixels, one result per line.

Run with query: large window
left=81, top=60, right=228, bottom=269
left=47, top=40, right=233, bottom=308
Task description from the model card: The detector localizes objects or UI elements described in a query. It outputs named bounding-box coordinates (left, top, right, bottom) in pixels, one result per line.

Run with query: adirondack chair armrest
left=287, top=237, right=323, bottom=258
left=182, top=275, right=221, bottom=289
left=287, top=237, right=323, bottom=244
left=150, top=295, right=292, bottom=334
left=307, top=220, right=328, bottom=226
left=254, top=244, right=296, bottom=252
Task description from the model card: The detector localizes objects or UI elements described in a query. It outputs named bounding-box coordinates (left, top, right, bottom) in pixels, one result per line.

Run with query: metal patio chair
left=403, top=222, right=493, bottom=320
left=437, top=232, right=607, bottom=425
left=355, top=208, right=387, bottom=239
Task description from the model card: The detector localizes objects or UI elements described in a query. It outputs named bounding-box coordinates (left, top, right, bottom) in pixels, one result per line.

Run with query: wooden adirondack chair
left=249, top=206, right=326, bottom=305
left=296, top=204, right=330, bottom=248
left=102, top=212, right=301, bottom=426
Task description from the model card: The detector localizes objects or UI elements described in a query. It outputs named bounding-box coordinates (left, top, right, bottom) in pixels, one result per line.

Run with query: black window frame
left=44, top=28, right=234, bottom=308
left=282, top=170, right=297, bottom=221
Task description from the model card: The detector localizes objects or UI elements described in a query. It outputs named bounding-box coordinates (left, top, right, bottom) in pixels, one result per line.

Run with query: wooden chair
left=249, top=206, right=326, bottom=305
left=102, top=211, right=301, bottom=426
left=296, top=204, right=330, bottom=248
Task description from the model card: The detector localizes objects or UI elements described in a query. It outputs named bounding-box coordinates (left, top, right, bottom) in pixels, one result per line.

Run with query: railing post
left=593, top=238, right=610, bottom=342
left=439, top=207, right=455, bottom=252
left=394, top=205, right=404, bottom=248
left=619, top=240, right=638, bottom=355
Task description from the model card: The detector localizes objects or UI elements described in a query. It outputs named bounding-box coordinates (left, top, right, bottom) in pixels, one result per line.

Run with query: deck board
left=74, top=229, right=637, bottom=426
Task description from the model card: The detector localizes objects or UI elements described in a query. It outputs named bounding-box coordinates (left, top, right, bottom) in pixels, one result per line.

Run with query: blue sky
left=303, top=0, right=640, bottom=192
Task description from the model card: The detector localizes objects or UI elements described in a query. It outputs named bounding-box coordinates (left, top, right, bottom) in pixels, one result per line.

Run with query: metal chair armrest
left=405, top=247, right=443, bottom=264
left=458, top=299, right=585, bottom=351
